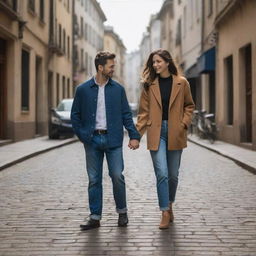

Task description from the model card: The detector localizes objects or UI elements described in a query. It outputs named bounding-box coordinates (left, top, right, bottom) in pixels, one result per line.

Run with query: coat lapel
left=169, top=75, right=181, bottom=110
left=151, top=78, right=162, bottom=109
left=151, top=75, right=182, bottom=110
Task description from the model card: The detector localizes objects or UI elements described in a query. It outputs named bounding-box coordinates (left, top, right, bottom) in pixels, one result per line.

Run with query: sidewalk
left=188, top=134, right=256, bottom=174
left=0, top=134, right=255, bottom=174
left=0, top=136, right=78, bottom=171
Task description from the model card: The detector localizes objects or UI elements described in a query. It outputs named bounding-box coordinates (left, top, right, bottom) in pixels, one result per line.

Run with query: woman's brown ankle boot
left=159, top=210, right=171, bottom=229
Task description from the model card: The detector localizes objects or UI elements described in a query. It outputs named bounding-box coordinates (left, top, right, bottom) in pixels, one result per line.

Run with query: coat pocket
left=180, top=122, right=186, bottom=130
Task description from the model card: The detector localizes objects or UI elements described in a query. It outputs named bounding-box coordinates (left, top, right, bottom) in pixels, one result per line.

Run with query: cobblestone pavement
left=0, top=135, right=256, bottom=256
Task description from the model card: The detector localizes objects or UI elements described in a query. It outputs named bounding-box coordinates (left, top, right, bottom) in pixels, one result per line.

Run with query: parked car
left=48, top=98, right=74, bottom=139
left=129, top=102, right=138, bottom=117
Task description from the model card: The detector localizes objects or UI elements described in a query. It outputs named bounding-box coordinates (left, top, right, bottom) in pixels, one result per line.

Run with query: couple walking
left=71, top=49, right=195, bottom=230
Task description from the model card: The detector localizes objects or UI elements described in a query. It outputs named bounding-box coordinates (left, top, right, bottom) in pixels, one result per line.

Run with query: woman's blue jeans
left=84, top=134, right=127, bottom=220
left=150, top=120, right=182, bottom=211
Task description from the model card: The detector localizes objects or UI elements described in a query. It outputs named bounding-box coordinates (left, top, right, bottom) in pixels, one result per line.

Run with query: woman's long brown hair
left=142, top=49, right=178, bottom=90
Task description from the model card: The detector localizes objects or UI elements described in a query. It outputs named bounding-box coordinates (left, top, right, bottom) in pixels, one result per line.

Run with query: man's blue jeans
left=84, top=134, right=127, bottom=220
left=150, top=121, right=182, bottom=211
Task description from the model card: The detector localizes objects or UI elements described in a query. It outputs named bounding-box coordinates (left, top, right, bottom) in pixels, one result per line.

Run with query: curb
left=188, top=137, right=256, bottom=175
left=0, top=138, right=78, bottom=171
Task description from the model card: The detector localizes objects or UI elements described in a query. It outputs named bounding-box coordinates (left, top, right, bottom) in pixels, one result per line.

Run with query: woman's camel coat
left=136, top=75, right=195, bottom=150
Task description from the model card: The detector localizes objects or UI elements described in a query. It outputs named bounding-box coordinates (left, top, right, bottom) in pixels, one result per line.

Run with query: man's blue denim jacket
left=71, top=77, right=140, bottom=148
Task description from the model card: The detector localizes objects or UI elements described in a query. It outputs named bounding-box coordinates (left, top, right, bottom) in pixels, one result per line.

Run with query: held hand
left=128, top=139, right=140, bottom=150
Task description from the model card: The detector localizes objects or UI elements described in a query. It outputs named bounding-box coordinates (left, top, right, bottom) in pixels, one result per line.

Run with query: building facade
left=0, top=0, right=50, bottom=141
left=104, top=25, right=126, bottom=85
left=48, top=0, right=73, bottom=109
left=148, top=14, right=161, bottom=52
left=140, top=0, right=256, bottom=150
left=181, top=0, right=202, bottom=110
left=73, top=0, right=106, bottom=85
left=198, top=0, right=218, bottom=114
left=157, top=0, right=173, bottom=53
left=0, top=0, right=74, bottom=142
left=124, top=50, right=141, bottom=104
left=169, top=0, right=183, bottom=66
left=215, top=0, right=256, bottom=150
left=139, top=32, right=150, bottom=72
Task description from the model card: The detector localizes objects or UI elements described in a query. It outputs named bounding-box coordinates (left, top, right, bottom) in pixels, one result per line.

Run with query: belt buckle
left=96, top=129, right=106, bottom=134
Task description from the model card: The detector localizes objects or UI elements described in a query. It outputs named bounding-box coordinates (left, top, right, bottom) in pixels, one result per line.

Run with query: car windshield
left=56, top=100, right=73, bottom=111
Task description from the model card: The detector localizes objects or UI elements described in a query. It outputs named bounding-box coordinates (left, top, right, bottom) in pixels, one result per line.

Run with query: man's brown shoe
left=159, top=210, right=171, bottom=229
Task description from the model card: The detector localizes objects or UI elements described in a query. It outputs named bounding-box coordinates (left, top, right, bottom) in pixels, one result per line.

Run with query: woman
left=136, top=49, right=195, bottom=229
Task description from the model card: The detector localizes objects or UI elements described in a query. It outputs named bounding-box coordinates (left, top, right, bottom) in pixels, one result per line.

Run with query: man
left=71, top=51, right=140, bottom=230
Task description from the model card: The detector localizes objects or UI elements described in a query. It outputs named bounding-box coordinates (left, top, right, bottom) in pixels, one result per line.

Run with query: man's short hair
left=95, top=51, right=116, bottom=71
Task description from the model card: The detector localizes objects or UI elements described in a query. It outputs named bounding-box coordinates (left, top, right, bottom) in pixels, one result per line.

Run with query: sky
left=97, top=0, right=164, bottom=53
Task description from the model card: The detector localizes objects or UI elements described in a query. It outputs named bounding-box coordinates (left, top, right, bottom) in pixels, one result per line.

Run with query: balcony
left=0, top=0, right=19, bottom=20
left=48, top=41, right=64, bottom=56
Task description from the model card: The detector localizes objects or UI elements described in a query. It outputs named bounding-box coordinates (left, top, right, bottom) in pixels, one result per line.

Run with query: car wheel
left=49, top=126, right=60, bottom=139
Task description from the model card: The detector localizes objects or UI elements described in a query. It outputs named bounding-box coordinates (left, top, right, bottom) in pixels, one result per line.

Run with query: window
left=162, top=21, right=166, bottom=40
left=183, top=6, right=187, bottom=38
left=62, top=76, right=66, bottom=99
left=59, top=24, right=62, bottom=48
left=21, top=49, right=30, bottom=111
left=74, top=45, right=78, bottom=66
left=176, top=18, right=181, bottom=45
left=63, top=29, right=66, bottom=53
left=88, top=24, right=91, bottom=44
left=67, top=78, right=70, bottom=98
left=49, top=0, right=54, bottom=41
left=89, top=56, right=92, bottom=75
left=85, top=52, right=88, bottom=72
left=92, top=29, right=95, bottom=47
left=28, top=0, right=35, bottom=12
left=12, top=0, right=17, bottom=11
left=67, top=0, right=70, bottom=12
left=39, top=0, right=44, bottom=21
left=195, top=0, right=199, bottom=22
left=208, top=0, right=213, bottom=17
left=4, top=0, right=18, bottom=11
left=56, top=73, right=60, bottom=105
left=190, top=0, right=193, bottom=28
left=81, top=49, right=84, bottom=68
left=84, top=23, right=87, bottom=40
left=85, top=0, right=87, bottom=11
left=80, top=17, right=84, bottom=37
left=88, top=0, right=91, bottom=16
left=74, top=14, right=79, bottom=37
left=96, top=34, right=99, bottom=51
left=67, top=36, right=70, bottom=59
left=225, top=55, right=233, bottom=125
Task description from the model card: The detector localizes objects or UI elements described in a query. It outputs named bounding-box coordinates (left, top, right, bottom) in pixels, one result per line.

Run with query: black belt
left=94, top=129, right=108, bottom=134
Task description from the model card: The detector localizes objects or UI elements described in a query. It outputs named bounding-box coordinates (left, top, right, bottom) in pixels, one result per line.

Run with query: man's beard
left=102, top=71, right=113, bottom=79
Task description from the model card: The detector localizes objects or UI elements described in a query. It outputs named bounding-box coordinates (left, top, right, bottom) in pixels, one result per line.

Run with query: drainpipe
left=201, top=0, right=205, bottom=54
left=199, top=0, right=205, bottom=111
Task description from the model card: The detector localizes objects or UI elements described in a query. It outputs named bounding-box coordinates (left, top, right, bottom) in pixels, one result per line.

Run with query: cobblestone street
left=0, top=135, right=256, bottom=256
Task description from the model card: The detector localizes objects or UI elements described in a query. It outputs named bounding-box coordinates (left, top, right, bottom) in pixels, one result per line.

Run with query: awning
left=197, top=47, right=215, bottom=73
left=185, top=63, right=198, bottom=79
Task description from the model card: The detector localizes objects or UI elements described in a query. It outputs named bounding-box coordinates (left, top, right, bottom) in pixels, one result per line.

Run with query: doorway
left=0, top=38, right=7, bottom=139
left=240, top=44, right=252, bottom=143
left=35, top=56, right=42, bottom=136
